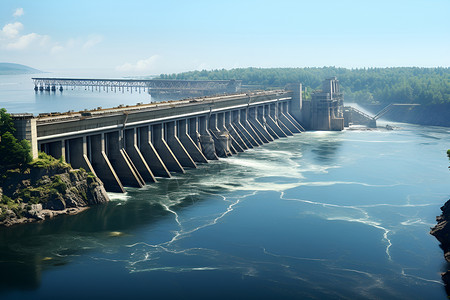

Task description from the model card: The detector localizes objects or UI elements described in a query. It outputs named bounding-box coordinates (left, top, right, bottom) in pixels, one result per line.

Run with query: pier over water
left=32, top=78, right=242, bottom=96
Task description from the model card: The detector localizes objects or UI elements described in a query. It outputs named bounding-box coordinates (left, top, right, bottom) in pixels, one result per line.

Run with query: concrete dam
left=12, top=78, right=345, bottom=193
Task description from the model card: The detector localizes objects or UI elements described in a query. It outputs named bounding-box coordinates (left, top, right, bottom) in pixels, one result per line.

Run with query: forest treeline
left=159, top=67, right=449, bottom=104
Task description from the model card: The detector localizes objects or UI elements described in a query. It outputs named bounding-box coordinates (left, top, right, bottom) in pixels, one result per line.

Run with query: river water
left=0, top=73, right=449, bottom=299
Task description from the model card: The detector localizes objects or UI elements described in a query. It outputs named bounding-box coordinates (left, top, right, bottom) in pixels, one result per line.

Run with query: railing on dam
left=18, top=89, right=305, bottom=193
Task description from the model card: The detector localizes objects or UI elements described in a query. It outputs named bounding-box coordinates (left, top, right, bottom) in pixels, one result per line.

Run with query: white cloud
left=0, top=21, right=49, bottom=50
left=6, top=33, right=45, bottom=50
left=51, top=45, right=64, bottom=54
left=13, top=8, right=24, bottom=18
left=82, top=35, right=103, bottom=50
left=116, top=55, right=161, bottom=72
left=1, top=22, right=23, bottom=38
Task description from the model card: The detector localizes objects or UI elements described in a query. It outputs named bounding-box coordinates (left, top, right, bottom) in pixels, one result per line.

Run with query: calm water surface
left=0, top=73, right=449, bottom=299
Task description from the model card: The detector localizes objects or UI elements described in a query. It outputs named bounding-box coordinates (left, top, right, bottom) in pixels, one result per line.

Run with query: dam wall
left=14, top=90, right=308, bottom=192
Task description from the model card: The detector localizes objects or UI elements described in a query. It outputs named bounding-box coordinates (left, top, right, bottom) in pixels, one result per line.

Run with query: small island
left=0, top=62, right=42, bottom=75
left=0, top=108, right=109, bottom=226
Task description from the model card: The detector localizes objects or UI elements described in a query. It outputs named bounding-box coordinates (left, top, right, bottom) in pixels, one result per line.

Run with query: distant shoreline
left=0, top=63, right=43, bottom=76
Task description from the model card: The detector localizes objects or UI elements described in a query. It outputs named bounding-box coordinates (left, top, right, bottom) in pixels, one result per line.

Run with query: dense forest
left=159, top=67, right=449, bottom=105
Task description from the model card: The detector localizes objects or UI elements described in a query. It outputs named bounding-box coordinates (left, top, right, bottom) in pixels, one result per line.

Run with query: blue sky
left=0, top=0, right=449, bottom=75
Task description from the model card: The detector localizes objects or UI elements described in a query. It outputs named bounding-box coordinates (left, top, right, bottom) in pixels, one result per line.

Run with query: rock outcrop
left=430, top=199, right=450, bottom=288
left=0, top=164, right=109, bottom=227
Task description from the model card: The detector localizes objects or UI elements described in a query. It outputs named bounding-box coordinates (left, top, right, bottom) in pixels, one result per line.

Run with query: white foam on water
left=280, top=192, right=393, bottom=260
left=107, top=192, right=130, bottom=202
left=262, top=248, right=328, bottom=262
left=401, top=268, right=443, bottom=285
left=298, top=181, right=400, bottom=187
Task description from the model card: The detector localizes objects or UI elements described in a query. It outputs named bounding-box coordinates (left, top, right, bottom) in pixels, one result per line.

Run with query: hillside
left=158, top=67, right=450, bottom=105
left=0, top=63, right=42, bottom=75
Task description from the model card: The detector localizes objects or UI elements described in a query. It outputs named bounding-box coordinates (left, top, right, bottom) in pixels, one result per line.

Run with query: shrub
left=51, top=175, right=67, bottom=194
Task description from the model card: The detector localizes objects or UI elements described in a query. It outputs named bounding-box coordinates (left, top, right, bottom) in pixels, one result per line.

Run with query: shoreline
left=0, top=206, right=90, bottom=227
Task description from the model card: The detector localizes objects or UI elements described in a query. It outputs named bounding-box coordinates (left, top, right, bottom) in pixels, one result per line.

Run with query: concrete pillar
left=237, top=109, right=260, bottom=147
left=11, top=114, right=38, bottom=159
left=241, top=108, right=263, bottom=145
left=165, top=121, right=197, bottom=168
left=66, top=137, right=96, bottom=174
left=225, top=111, right=246, bottom=152
left=151, top=123, right=185, bottom=173
left=248, top=107, right=272, bottom=143
left=230, top=110, right=253, bottom=149
left=138, top=126, right=171, bottom=177
left=209, top=114, right=231, bottom=158
left=177, top=119, right=208, bottom=163
left=217, top=113, right=225, bottom=131
left=287, top=83, right=303, bottom=123
left=267, top=104, right=290, bottom=137
left=188, top=117, right=202, bottom=149
left=105, top=131, right=144, bottom=187
left=89, top=134, right=124, bottom=193
left=124, top=128, right=157, bottom=183
left=45, top=140, right=64, bottom=159
left=198, top=116, right=218, bottom=160
left=279, top=112, right=301, bottom=133
left=283, top=102, right=305, bottom=131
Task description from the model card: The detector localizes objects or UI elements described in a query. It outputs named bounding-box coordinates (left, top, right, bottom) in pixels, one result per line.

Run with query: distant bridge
left=31, top=78, right=242, bottom=96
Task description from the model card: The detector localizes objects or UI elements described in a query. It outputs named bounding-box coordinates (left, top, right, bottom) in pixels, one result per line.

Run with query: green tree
left=0, top=132, right=32, bottom=169
left=0, top=108, right=15, bottom=135
left=0, top=109, right=32, bottom=170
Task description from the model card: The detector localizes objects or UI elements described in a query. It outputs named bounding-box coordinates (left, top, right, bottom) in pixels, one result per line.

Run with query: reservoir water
left=0, top=73, right=449, bottom=299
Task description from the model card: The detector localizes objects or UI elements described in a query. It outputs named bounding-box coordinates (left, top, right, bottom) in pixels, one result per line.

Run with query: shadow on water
left=0, top=163, right=233, bottom=294
left=303, top=132, right=343, bottom=164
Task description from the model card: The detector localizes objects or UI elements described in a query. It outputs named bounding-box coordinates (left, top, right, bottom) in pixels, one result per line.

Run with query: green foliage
left=29, top=152, right=68, bottom=169
left=1, top=194, right=13, bottom=204
left=0, top=195, right=23, bottom=218
left=0, top=108, right=32, bottom=170
left=0, top=108, right=15, bottom=134
left=159, top=67, right=450, bottom=105
left=0, top=131, right=32, bottom=169
left=51, top=175, right=67, bottom=194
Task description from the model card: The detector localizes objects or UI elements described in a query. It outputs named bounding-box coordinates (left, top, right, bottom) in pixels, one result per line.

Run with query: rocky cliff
left=430, top=199, right=450, bottom=288
left=0, top=163, right=109, bottom=226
